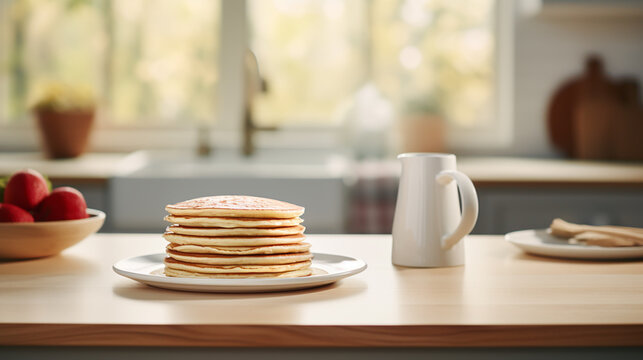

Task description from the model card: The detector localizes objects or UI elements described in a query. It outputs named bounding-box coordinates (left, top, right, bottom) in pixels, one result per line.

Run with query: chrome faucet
left=242, top=50, right=274, bottom=156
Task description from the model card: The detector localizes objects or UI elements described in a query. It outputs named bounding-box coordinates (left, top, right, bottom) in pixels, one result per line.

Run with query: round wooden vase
left=36, top=109, right=95, bottom=159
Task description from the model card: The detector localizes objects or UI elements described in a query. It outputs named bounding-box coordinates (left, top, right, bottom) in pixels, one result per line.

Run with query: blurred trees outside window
left=250, top=0, right=494, bottom=129
left=1, top=0, right=219, bottom=126
left=1, top=0, right=493, bottom=131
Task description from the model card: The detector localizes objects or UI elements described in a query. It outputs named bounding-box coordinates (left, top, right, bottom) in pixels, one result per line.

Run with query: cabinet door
left=475, top=188, right=643, bottom=234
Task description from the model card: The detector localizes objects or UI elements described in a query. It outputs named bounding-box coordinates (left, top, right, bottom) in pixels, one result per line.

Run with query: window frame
left=446, top=0, right=514, bottom=151
left=0, top=0, right=513, bottom=153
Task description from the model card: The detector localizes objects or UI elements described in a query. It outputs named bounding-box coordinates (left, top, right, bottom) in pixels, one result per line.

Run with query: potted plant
left=30, top=82, right=96, bottom=159
left=397, top=95, right=446, bottom=154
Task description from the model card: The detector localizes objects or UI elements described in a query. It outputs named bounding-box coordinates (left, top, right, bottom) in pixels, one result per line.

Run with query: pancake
left=166, top=242, right=311, bottom=255
left=163, top=195, right=310, bottom=279
left=165, top=195, right=304, bottom=219
left=164, top=257, right=311, bottom=274
left=164, top=215, right=303, bottom=228
left=166, top=249, right=313, bottom=265
left=166, top=224, right=305, bottom=237
left=163, top=232, right=306, bottom=246
left=164, top=267, right=312, bottom=279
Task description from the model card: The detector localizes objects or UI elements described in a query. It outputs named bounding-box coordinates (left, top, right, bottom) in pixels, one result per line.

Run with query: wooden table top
left=1, top=233, right=642, bottom=347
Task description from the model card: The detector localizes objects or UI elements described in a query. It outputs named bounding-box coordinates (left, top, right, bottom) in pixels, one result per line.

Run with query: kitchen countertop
left=1, top=233, right=641, bottom=348
left=0, top=152, right=130, bottom=184
left=2, top=152, right=642, bottom=187
left=356, top=157, right=643, bottom=187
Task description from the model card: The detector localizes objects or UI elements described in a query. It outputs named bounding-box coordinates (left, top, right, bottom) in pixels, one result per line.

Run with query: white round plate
left=505, top=229, right=643, bottom=260
left=113, top=252, right=367, bottom=293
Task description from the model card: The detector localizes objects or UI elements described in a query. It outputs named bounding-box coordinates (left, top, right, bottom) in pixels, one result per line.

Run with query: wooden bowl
left=0, top=209, right=105, bottom=259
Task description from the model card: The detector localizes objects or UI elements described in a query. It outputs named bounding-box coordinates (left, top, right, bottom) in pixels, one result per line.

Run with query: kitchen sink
left=109, top=149, right=352, bottom=233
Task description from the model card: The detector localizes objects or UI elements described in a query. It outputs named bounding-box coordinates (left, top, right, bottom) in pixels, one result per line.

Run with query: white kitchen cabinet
left=474, top=187, right=643, bottom=234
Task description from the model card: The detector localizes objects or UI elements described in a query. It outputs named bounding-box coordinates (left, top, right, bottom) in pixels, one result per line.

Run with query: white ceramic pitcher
left=392, top=153, right=478, bottom=267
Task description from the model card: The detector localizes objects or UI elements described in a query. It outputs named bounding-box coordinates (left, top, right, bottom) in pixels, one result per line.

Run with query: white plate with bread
left=506, top=229, right=643, bottom=260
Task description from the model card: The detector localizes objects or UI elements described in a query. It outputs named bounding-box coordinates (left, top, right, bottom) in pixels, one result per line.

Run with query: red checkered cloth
left=348, top=160, right=400, bottom=234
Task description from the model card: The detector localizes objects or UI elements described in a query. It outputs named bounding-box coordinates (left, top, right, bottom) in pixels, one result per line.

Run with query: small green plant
left=29, top=81, right=95, bottom=113
left=0, top=176, right=7, bottom=201
left=401, top=95, right=443, bottom=117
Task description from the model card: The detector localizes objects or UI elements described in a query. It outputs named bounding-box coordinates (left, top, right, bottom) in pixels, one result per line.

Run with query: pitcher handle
left=435, top=170, right=479, bottom=250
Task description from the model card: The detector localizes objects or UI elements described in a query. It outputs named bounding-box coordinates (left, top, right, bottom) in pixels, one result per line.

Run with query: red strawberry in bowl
left=4, top=169, right=50, bottom=211
left=0, top=203, right=35, bottom=223
left=35, top=186, right=88, bottom=221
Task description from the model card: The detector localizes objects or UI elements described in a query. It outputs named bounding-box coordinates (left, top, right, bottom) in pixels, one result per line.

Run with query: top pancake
left=165, top=195, right=304, bottom=219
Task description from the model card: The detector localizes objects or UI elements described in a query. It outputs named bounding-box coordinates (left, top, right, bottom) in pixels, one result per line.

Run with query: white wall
left=509, top=7, right=643, bottom=157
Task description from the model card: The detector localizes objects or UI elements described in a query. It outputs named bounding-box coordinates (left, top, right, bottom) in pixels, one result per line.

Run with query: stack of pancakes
left=162, top=195, right=312, bottom=278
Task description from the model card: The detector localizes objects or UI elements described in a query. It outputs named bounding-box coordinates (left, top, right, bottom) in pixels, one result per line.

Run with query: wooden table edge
left=1, top=324, right=642, bottom=347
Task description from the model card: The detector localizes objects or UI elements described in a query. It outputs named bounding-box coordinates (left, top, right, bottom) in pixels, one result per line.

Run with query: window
left=371, top=0, right=495, bottom=130
left=1, top=0, right=509, bottom=150
left=108, top=0, right=219, bottom=125
left=250, top=0, right=498, bottom=133
left=1, top=0, right=219, bottom=126
left=249, top=0, right=368, bottom=127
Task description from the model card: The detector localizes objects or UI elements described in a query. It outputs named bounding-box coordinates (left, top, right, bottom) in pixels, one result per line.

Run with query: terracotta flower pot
left=397, top=114, right=446, bottom=153
left=35, top=109, right=95, bottom=159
